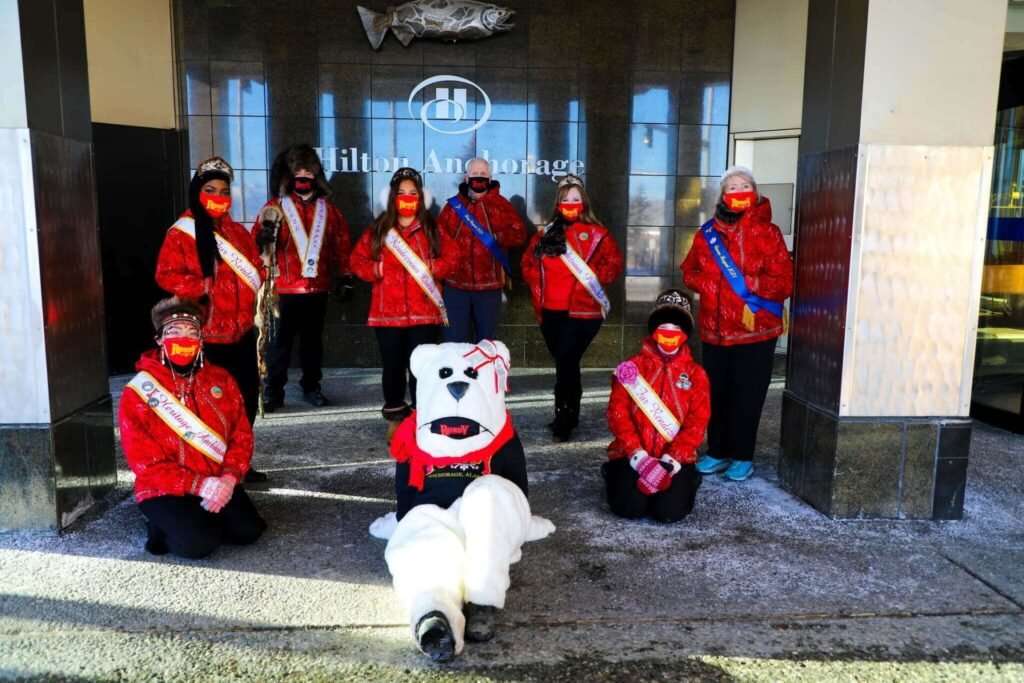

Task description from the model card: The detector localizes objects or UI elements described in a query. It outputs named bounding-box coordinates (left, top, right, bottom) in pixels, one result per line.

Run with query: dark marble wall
left=173, top=0, right=734, bottom=367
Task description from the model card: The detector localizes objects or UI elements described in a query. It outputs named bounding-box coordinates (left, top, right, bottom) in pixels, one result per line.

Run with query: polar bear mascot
left=369, top=340, right=555, bottom=663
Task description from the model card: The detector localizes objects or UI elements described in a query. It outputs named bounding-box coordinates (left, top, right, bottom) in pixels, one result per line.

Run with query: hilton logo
left=408, top=75, right=491, bottom=135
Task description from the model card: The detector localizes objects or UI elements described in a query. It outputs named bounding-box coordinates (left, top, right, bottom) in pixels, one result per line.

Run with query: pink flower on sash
left=616, top=361, right=639, bottom=385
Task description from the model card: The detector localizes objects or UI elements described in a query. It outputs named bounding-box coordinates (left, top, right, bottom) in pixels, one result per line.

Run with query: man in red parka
left=681, top=165, right=793, bottom=482
left=436, top=157, right=526, bottom=343
left=119, top=297, right=266, bottom=558
left=604, top=290, right=710, bottom=522
left=253, top=145, right=353, bottom=411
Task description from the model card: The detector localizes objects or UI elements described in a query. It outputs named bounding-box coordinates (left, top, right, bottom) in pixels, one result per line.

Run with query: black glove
left=255, top=223, right=276, bottom=249
left=336, top=273, right=356, bottom=303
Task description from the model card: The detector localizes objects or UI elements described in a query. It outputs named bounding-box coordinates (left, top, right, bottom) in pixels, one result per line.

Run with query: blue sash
left=700, top=220, right=784, bottom=319
left=447, top=196, right=512, bottom=275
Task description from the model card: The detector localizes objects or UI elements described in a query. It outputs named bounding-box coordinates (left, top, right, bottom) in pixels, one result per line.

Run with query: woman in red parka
left=350, top=167, right=460, bottom=441
left=681, top=166, right=793, bottom=482
left=119, top=297, right=266, bottom=558
left=521, top=174, right=623, bottom=441
left=604, top=290, right=710, bottom=522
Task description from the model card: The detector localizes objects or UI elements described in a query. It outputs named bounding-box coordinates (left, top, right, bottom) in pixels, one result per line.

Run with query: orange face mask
left=654, top=327, right=685, bottom=354
left=395, top=196, right=419, bottom=217
left=163, top=337, right=201, bottom=365
left=558, top=202, right=583, bottom=221
left=200, top=192, right=231, bottom=218
left=723, top=191, right=757, bottom=212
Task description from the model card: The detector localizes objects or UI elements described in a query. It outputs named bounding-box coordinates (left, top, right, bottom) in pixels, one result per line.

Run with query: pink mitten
left=198, top=475, right=235, bottom=512
left=629, top=452, right=672, bottom=495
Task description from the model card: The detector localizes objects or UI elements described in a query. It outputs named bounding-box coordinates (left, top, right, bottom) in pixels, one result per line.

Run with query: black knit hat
left=151, top=297, right=206, bottom=332
left=647, top=289, right=694, bottom=336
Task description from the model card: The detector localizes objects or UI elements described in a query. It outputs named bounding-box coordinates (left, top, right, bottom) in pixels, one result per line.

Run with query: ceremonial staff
left=255, top=205, right=284, bottom=418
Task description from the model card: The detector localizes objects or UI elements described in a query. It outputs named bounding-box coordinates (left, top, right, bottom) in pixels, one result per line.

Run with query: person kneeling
left=119, top=297, right=267, bottom=558
left=603, top=289, right=711, bottom=522
left=369, top=341, right=554, bottom=663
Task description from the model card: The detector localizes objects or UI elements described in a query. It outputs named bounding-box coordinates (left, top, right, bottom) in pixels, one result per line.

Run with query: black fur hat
left=647, top=289, right=694, bottom=336
left=270, top=145, right=332, bottom=198
left=151, top=297, right=206, bottom=332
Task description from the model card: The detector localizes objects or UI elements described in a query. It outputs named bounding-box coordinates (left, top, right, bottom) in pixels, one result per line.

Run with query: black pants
left=602, top=457, right=701, bottom=523
left=138, top=487, right=266, bottom=559
left=539, top=310, right=603, bottom=417
left=264, top=292, right=329, bottom=396
left=375, top=325, right=439, bottom=412
left=702, top=338, right=776, bottom=462
left=204, top=329, right=259, bottom=425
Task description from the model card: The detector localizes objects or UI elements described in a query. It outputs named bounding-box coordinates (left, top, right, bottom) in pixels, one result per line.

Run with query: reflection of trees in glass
left=631, top=184, right=654, bottom=225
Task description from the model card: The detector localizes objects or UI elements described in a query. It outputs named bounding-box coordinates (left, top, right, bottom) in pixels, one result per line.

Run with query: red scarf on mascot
left=390, top=410, right=515, bottom=491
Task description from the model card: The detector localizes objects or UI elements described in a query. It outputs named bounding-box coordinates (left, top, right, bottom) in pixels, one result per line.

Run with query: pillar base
left=780, top=391, right=969, bottom=520
left=0, top=395, right=117, bottom=533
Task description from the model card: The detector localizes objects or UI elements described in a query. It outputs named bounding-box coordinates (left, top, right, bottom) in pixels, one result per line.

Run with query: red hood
left=135, top=349, right=166, bottom=374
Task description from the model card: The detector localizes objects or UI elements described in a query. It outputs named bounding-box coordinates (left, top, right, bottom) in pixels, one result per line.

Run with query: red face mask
left=654, top=327, right=685, bottom=354
left=559, top=202, right=583, bottom=221
left=395, top=196, right=419, bottom=217
left=200, top=192, right=231, bottom=218
left=162, top=336, right=201, bottom=365
left=293, top=177, right=314, bottom=194
left=723, top=191, right=757, bottom=212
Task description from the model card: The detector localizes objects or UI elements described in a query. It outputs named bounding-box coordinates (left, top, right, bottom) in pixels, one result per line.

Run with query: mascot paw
left=526, top=515, right=556, bottom=542
left=369, top=512, right=398, bottom=540
left=416, top=611, right=456, bottom=663
left=463, top=603, right=499, bottom=643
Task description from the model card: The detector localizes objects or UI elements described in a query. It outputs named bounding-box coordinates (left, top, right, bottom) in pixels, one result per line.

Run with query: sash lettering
left=127, top=371, right=227, bottom=464
left=281, top=196, right=328, bottom=278
left=700, top=220, right=786, bottom=329
left=171, top=218, right=262, bottom=294
left=384, top=229, right=449, bottom=326
left=615, top=361, right=680, bottom=443
left=446, top=196, right=512, bottom=275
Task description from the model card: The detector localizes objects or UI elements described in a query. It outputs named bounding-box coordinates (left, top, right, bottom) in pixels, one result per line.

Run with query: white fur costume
left=369, top=341, right=555, bottom=654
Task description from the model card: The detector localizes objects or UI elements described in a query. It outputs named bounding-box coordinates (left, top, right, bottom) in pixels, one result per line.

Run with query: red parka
left=155, top=211, right=262, bottom=345
left=607, top=338, right=711, bottom=465
left=521, top=221, right=624, bottom=323
left=437, top=183, right=526, bottom=291
left=250, top=194, right=352, bottom=294
left=350, top=221, right=460, bottom=327
left=119, top=351, right=254, bottom=503
left=681, top=197, right=793, bottom=346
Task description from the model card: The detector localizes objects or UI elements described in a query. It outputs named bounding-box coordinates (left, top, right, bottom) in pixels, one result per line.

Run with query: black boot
left=551, top=401, right=574, bottom=442
left=144, top=520, right=168, bottom=556
left=464, top=602, right=499, bottom=642
left=415, top=611, right=456, bottom=663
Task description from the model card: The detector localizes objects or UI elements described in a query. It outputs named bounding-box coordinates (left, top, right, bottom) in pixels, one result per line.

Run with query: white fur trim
left=720, top=164, right=755, bottom=185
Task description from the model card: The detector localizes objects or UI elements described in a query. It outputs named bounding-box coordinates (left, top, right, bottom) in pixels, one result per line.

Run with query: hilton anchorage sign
left=316, top=75, right=584, bottom=181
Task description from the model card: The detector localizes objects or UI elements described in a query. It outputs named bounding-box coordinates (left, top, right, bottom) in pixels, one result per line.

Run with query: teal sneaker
left=724, top=460, right=754, bottom=481
left=696, top=455, right=731, bottom=474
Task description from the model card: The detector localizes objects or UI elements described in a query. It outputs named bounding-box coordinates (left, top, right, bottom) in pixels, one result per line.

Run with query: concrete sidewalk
left=1, top=368, right=1022, bottom=681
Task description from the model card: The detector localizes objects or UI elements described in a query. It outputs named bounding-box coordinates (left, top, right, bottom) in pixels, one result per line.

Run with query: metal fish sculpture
left=357, top=0, right=515, bottom=49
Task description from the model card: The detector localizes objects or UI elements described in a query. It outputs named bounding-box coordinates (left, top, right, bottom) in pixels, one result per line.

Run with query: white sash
left=545, top=224, right=611, bottom=317
left=384, top=228, right=449, bottom=326
left=171, top=218, right=262, bottom=294
left=615, top=361, right=680, bottom=443
left=280, top=196, right=328, bottom=279
left=126, top=371, right=227, bottom=464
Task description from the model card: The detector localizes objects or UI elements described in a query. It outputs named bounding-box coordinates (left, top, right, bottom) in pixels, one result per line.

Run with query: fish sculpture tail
left=357, top=6, right=390, bottom=49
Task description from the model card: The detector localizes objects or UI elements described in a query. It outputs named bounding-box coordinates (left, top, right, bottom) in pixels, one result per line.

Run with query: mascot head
left=409, top=340, right=511, bottom=458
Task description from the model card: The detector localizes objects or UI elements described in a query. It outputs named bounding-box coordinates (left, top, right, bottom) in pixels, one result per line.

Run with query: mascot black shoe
left=369, top=340, right=555, bottom=662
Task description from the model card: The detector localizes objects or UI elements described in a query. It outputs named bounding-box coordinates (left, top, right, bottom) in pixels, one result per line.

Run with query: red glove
left=629, top=451, right=672, bottom=496
left=199, top=474, right=237, bottom=513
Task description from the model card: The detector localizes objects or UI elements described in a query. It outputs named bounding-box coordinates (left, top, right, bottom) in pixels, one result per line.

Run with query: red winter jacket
left=118, top=351, right=253, bottom=503
left=250, top=194, right=352, bottom=294
left=681, top=197, right=793, bottom=346
left=521, top=221, right=624, bottom=323
left=607, top=338, right=711, bottom=465
left=437, top=183, right=526, bottom=291
left=350, top=220, right=460, bottom=327
left=155, top=211, right=262, bottom=345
